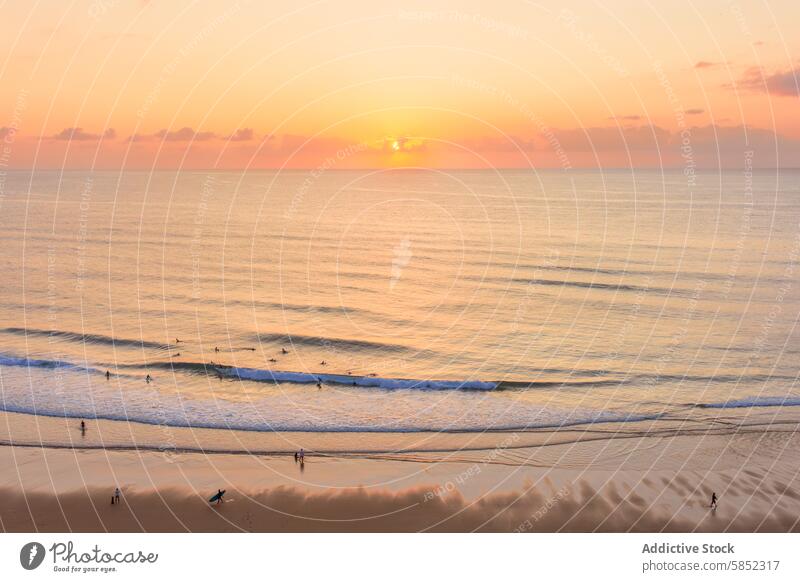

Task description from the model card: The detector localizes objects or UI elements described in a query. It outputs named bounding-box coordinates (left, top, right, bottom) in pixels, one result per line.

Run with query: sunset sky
left=1, top=0, right=798, bottom=169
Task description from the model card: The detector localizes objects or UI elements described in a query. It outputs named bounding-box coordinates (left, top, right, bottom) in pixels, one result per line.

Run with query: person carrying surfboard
left=209, top=489, right=225, bottom=505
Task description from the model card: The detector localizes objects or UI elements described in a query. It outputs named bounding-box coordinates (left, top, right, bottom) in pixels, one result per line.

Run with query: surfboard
left=208, top=490, right=225, bottom=503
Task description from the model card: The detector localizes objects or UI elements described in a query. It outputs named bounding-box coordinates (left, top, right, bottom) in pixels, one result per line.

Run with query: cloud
left=552, top=124, right=671, bottom=152
left=764, top=68, right=800, bottom=96
left=694, top=61, right=721, bottom=69
left=128, top=127, right=218, bottom=142
left=685, top=108, right=705, bottom=115
left=608, top=115, right=643, bottom=121
left=156, top=127, right=216, bottom=141
left=378, top=136, right=427, bottom=153
left=736, top=66, right=800, bottom=96
left=226, top=128, right=254, bottom=142
left=460, top=136, right=535, bottom=152
left=52, top=127, right=116, bottom=141
left=529, top=123, right=800, bottom=167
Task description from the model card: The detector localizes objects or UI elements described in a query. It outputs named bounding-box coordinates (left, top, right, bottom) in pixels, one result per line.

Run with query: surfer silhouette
left=210, top=489, right=225, bottom=505
left=281, top=348, right=288, bottom=354
left=105, top=370, right=110, bottom=380
left=146, top=374, right=152, bottom=384
left=215, top=346, right=219, bottom=352
left=710, top=492, right=718, bottom=509
left=80, top=420, right=86, bottom=435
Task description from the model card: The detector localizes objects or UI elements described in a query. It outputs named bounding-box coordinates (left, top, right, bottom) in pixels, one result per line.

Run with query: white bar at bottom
left=0, top=533, right=795, bottom=581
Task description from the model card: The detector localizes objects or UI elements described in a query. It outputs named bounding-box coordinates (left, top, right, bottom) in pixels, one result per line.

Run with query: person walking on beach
left=146, top=374, right=152, bottom=384
left=299, top=448, right=305, bottom=463
left=80, top=420, right=86, bottom=435
left=710, top=492, right=718, bottom=509
left=115, top=487, right=121, bottom=504
left=106, top=370, right=110, bottom=380
left=215, top=489, right=225, bottom=505
left=294, top=451, right=298, bottom=463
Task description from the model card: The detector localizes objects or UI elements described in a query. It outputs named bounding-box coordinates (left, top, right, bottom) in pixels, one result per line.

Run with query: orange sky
left=1, top=0, right=798, bottom=169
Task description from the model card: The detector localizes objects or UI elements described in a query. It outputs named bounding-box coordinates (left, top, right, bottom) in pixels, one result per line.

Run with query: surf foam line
left=4, top=354, right=798, bottom=395
left=0, top=401, right=664, bottom=434
left=698, top=396, right=800, bottom=409
left=214, top=365, right=498, bottom=391
left=0, top=355, right=98, bottom=374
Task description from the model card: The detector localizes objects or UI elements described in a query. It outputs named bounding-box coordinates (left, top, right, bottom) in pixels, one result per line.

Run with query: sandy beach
left=2, top=410, right=798, bottom=532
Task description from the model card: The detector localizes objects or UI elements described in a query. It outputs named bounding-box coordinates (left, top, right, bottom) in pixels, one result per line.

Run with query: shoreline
left=3, top=408, right=798, bottom=455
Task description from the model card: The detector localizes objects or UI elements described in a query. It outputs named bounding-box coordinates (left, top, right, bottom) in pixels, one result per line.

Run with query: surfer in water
left=281, top=347, right=288, bottom=354
left=710, top=492, right=718, bottom=509
left=105, top=370, right=110, bottom=380
left=320, top=360, right=327, bottom=366
left=146, top=374, right=152, bottom=384
left=176, top=338, right=181, bottom=343
left=215, top=346, right=219, bottom=352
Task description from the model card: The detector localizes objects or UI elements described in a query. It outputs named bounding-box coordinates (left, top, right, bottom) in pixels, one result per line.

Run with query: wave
left=699, top=396, right=800, bottom=409
left=509, top=277, right=680, bottom=296
left=0, top=355, right=97, bottom=374
left=0, top=327, right=172, bottom=351
left=253, top=332, right=416, bottom=354
left=215, top=365, right=497, bottom=391
left=3, top=352, right=798, bottom=396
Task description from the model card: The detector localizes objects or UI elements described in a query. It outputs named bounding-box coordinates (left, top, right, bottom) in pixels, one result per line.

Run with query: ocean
left=1, top=168, right=798, bottom=435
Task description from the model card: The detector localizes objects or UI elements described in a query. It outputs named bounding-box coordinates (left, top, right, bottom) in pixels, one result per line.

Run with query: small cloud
left=685, top=108, right=705, bottom=115
left=52, top=127, right=116, bottom=141
left=226, top=128, right=254, bottom=142
left=461, top=136, right=535, bottom=152
left=380, top=136, right=426, bottom=153
left=608, top=115, right=643, bottom=122
left=156, top=127, right=216, bottom=141
left=127, top=133, right=151, bottom=142
left=736, top=66, right=800, bottom=96
left=694, top=61, right=721, bottom=69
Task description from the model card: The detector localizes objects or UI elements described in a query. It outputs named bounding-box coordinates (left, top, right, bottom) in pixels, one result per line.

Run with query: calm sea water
left=0, top=169, right=798, bottom=433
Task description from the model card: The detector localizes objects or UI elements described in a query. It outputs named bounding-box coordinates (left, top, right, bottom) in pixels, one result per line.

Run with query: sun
left=391, top=140, right=400, bottom=152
